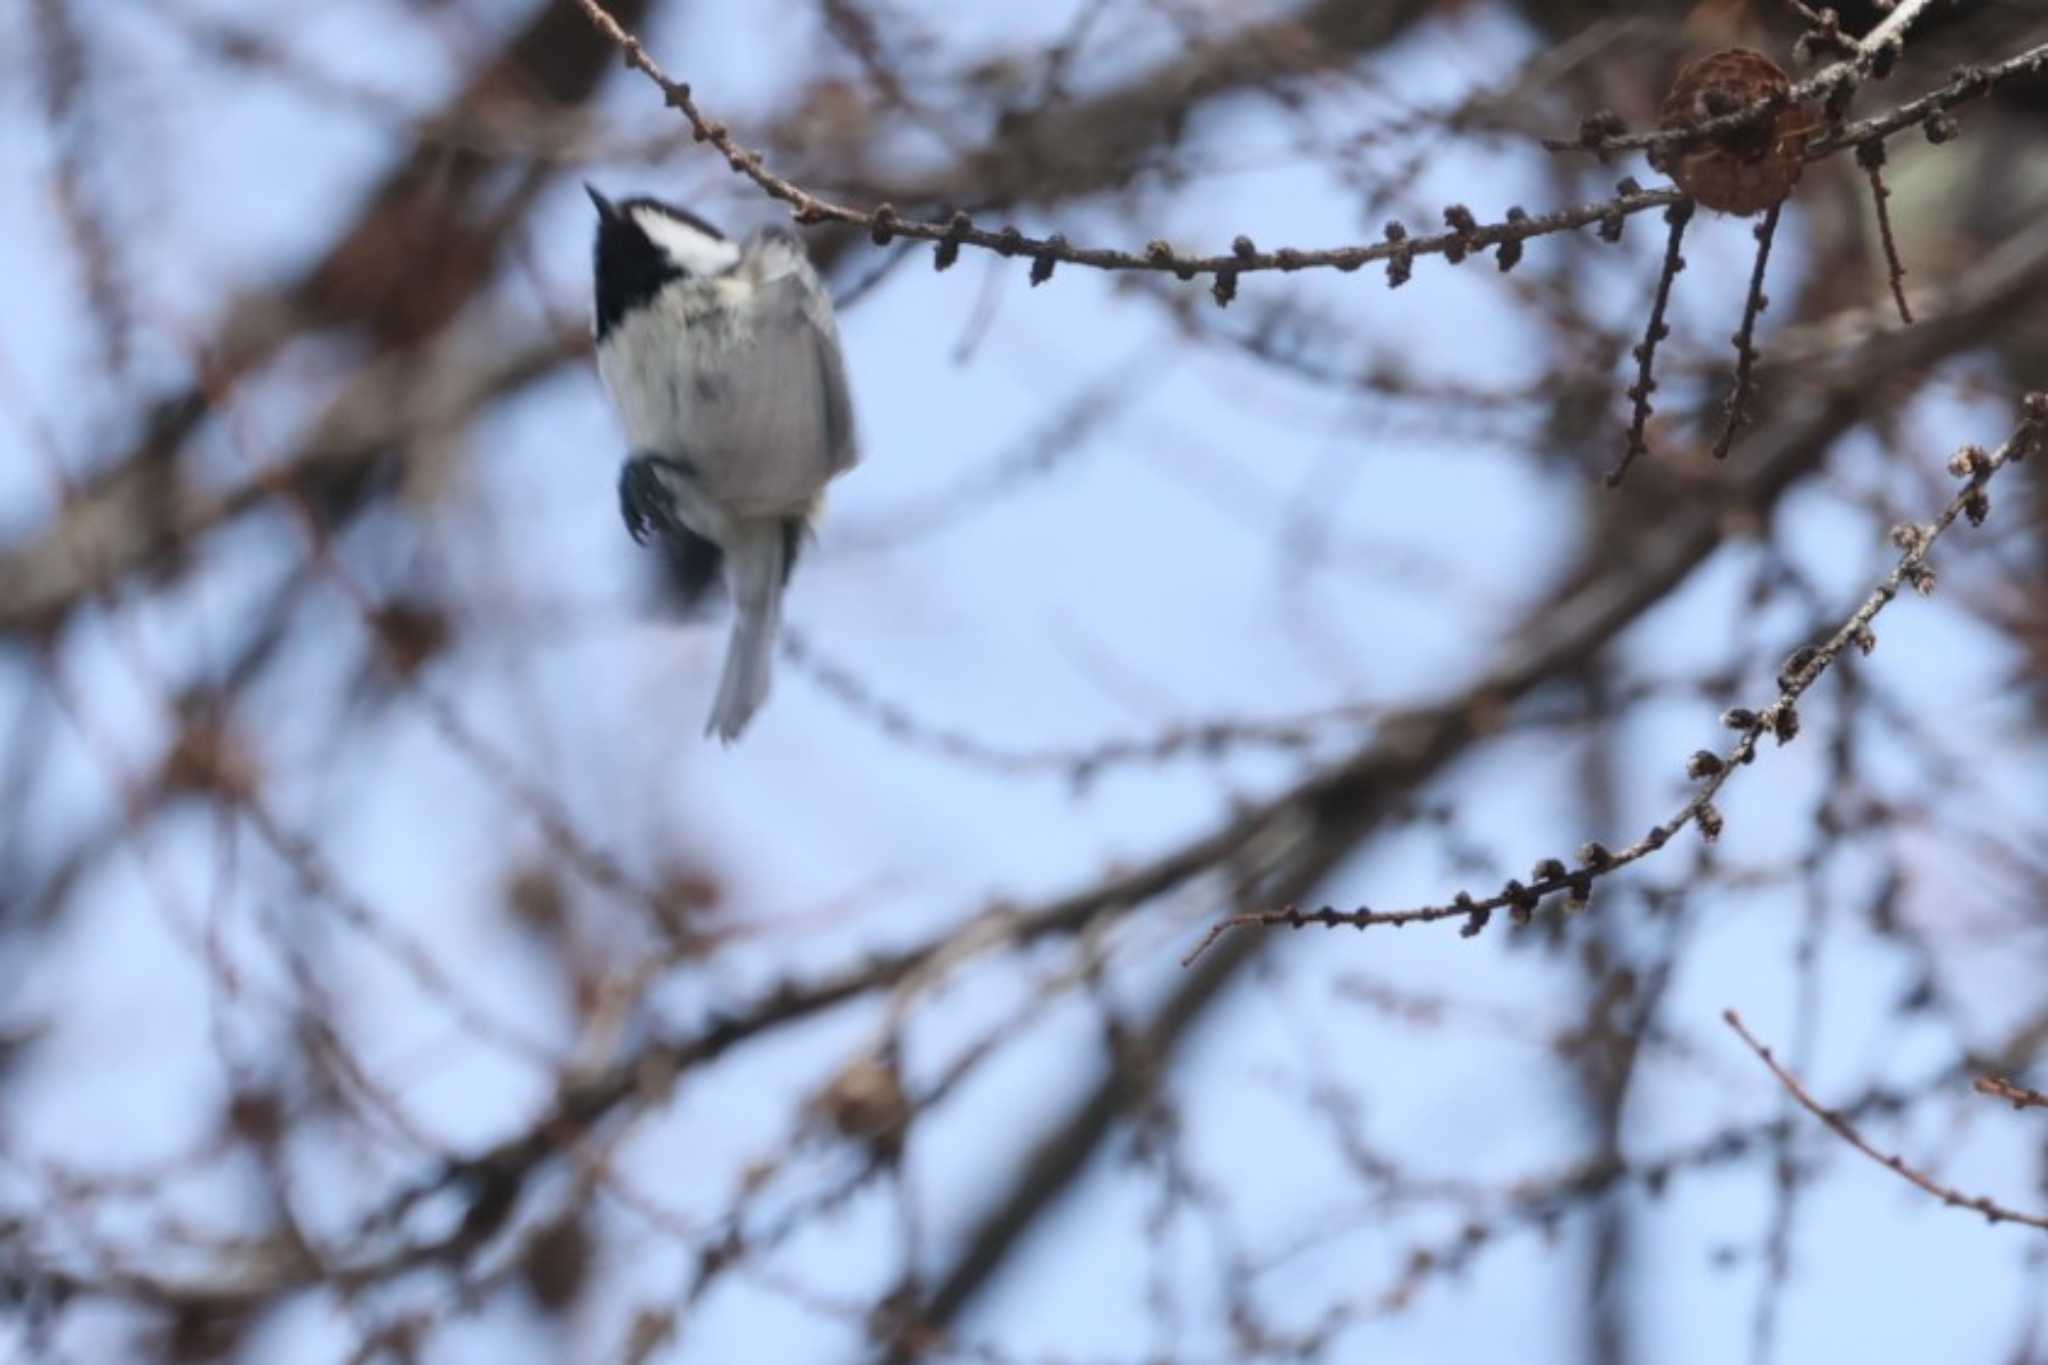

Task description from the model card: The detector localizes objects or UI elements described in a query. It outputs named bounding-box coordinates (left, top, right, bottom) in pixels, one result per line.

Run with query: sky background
left=2, top=0, right=2045, bottom=1361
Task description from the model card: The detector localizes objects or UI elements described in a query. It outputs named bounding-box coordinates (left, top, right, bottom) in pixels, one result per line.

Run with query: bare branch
left=1189, top=380, right=2048, bottom=958
left=568, top=0, right=2046, bottom=290
left=1726, top=1010, right=2048, bottom=1233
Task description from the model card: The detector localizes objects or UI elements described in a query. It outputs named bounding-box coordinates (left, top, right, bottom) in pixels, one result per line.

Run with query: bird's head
left=586, top=185, right=739, bottom=337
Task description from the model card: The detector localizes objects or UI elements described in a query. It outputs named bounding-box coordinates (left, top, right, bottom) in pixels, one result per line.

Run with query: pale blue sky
left=1, top=2, right=2043, bottom=1362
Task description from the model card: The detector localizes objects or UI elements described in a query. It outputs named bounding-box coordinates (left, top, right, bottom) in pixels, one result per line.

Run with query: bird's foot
left=619, top=454, right=696, bottom=545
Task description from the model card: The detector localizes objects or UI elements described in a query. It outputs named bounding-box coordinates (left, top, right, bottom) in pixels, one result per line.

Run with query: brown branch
left=1725, top=1011, right=2048, bottom=1233
left=780, top=626, right=1366, bottom=785
left=1552, top=29, right=2045, bottom=162
left=1858, top=140, right=1915, bottom=325
left=663, top=0, right=1442, bottom=214
left=339, top=246, right=1977, bottom=1323
left=861, top=244, right=2048, bottom=1354
left=0, top=0, right=1438, bottom=641
left=1805, top=44, right=2045, bottom=157
left=60, top=233, right=2044, bottom=1332
left=1186, top=378, right=2048, bottom=960
left=0, top=334, right=576, bottom=634
left=1609, top=199, right=1695, bottom=487
left=32, top=0, right=131, bottom=374
left=1975, top=1076, right=2048, bottom=1112
left=879, top=922, right=1272, bottom=1362
left=567, top=0, right=1699, bottom=283
left=0, top=0, right=659, bottom=639
left=572, top=2, right=2047, bottom=291
left=1712, top=201, right=1785, bottom=461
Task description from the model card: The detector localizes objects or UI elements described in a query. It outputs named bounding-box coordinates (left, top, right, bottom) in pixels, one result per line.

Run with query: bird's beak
left=584, top=182, right=615, bottom=219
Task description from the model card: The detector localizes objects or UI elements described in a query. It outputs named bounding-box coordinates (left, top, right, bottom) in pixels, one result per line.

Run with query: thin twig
left=1609, top=199, right=1694, bottom=487
left=782, top=626, right=1366, bottom=785
left=1859, top=142, right=1915, bottom=324
left=1714, top=202, right=1784, bottom=460
left=1976, top=1076, right=2048, bottom=1111
left=1552, top=13, right=2030, bottom=161
left=1187, top=394, right=2048, bottom=962
left=1725, top=1010, right=2048, bottom=1232
left=1855, top=0, right=1948, bottom=60
left=564, top=0, right=2042, bottom=290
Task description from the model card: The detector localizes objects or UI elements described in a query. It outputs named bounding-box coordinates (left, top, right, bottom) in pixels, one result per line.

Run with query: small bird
left=586, top=186, right=858, bottom=741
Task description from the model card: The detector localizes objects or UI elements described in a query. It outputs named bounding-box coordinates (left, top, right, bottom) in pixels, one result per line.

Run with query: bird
left=586, top=186, right=858, bottom=742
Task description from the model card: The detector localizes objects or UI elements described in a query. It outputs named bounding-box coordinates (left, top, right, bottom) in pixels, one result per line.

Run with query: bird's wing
left=695, top=270, right=855, bottom=515
left=798, top=283, right=858, bottom=479
left=751, top=264, right=857, bottom=474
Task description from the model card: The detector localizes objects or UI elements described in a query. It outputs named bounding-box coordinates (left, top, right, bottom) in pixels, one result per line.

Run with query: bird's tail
left=705, top=522, right=787, bottom=742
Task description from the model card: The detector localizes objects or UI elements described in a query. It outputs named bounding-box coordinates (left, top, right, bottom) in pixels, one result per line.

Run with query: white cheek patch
left=632, top=208, right=741, bottom=277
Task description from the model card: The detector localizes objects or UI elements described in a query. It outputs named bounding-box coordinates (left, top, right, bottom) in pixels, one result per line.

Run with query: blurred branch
left=879, top=926, right=1273, bottom=1363
left=0, top=0, right=653, bottom=636
left=817, top=0, right=1443, bottom=212
left=853, top=185, right=2048, bottom=1341
left=864, top=215, right=2048, bottom=1354
left=0, top=335, right=576, bottom=634
left=8, top=5, right=2048, bottom=1353
left=0, top=0, right=1447, bottom=641
left=783, top=625, right=1372, bottom=784
left=31, top=0, right=131, bottom=374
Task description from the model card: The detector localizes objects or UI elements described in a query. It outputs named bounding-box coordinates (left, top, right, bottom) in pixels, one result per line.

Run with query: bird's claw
left=619, top=454, right=690, bottom=545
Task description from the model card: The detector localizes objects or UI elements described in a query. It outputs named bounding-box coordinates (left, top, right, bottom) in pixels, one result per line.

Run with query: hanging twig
left=1608, top=199, right=1695, bottom=487
left=1714, top=202, right=1785, bottom=460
